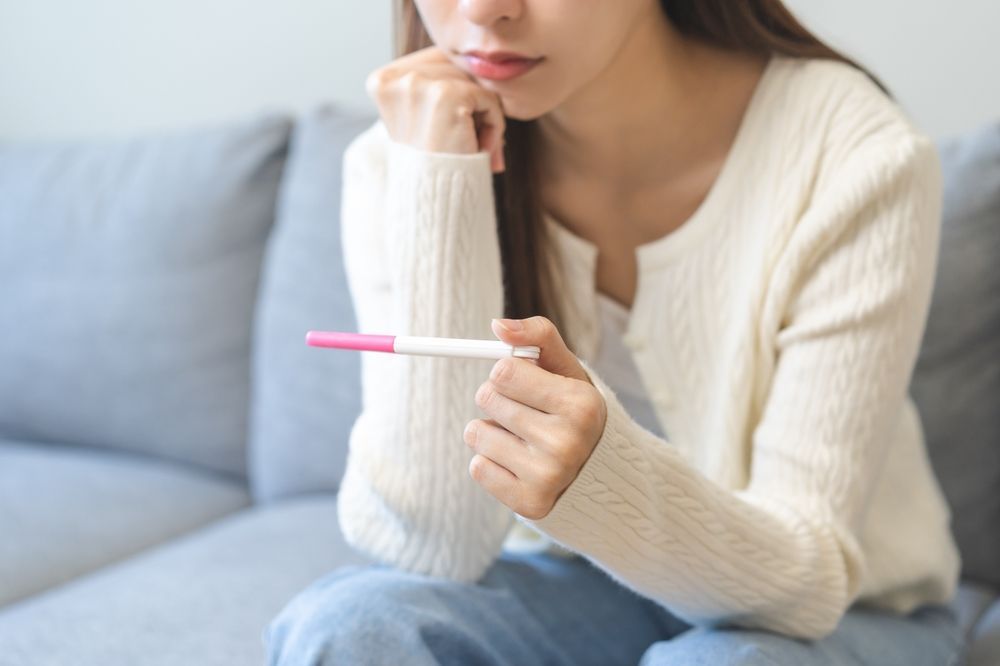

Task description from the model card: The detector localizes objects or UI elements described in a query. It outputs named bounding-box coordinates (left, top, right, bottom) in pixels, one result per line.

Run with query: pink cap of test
left=305, top=331, right=396, bottom=353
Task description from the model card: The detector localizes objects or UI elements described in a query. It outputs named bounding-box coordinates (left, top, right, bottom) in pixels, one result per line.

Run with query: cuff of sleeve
left=385, top=133, right=493, bottom=174
left=383, top=134, right=495, bottom=232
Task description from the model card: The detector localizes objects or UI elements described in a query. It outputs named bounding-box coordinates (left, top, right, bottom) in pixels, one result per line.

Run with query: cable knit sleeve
left=525, top=134, right=944, bottom=639
left=336, top=122, right=514, bottom=581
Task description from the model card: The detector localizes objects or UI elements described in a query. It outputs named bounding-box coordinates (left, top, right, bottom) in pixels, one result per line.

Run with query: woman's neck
left=536, top=6, right=766, bottom=193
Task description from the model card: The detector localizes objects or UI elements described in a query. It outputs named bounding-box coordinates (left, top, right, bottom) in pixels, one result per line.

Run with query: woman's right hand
left=366, top=46, right=507, bottom=173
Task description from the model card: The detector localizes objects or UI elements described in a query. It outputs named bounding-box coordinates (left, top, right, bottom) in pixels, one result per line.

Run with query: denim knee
left=265, top=564, right=485, bottom=666
left=639, top=629, right=789, bottom=666
left=265, top=565, right=369, bottom=665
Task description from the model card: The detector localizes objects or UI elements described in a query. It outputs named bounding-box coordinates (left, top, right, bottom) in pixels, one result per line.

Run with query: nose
left=458, top=0, right=523, bottom=26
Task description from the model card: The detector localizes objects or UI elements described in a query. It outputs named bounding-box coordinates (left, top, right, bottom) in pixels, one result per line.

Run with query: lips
left=461, top=50, right=543, bottom=82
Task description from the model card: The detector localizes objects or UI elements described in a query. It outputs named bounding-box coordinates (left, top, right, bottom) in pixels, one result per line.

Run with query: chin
left=498, top=95, right=555, bottom=122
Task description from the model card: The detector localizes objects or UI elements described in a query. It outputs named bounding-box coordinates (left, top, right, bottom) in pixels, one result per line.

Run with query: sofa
left=0, top=107, right=996, bottom=665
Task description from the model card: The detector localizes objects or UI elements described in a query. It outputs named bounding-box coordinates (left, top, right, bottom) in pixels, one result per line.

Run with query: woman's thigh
left=639, top=604, right=964, bottom=666
left=265, top=551, right=687, bottom=666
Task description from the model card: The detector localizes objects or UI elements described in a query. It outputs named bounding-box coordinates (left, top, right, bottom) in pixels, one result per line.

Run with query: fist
left=464, top=317, right=607, bottom=519
left=366, top=46, right=506, bottom=173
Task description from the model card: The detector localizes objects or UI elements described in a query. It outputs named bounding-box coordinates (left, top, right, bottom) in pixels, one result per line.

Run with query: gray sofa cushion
left=0, top=438, right=249, bottom=607
left=249, top=108, right=375, bottom=501
left=0, top=496, right=370, bottom=666
left=970, top=599, right=1000, bottom=666
left=911, top=122, right=1000, bottom=588
left=951, top=581, right=998, bottom=645
left=0, top=115, right=292, bottom=477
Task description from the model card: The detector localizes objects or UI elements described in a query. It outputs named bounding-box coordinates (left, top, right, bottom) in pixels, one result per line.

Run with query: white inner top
left=590, top=293, right=667, bottom=440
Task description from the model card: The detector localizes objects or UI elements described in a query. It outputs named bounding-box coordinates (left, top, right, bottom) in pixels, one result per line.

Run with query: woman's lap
left=265, top=550, right=683, bottom=665
left=265, top=551, right=963, bottom=666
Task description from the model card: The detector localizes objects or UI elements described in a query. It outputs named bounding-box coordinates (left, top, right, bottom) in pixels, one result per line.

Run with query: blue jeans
left=265, top=551, right=964, bottom=665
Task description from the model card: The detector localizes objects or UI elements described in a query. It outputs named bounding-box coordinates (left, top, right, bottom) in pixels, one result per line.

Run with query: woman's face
left=413, top=0, right=658, bottom=120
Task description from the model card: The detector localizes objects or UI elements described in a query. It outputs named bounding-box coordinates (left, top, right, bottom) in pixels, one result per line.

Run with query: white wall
left=0, top=0, right=997, bottom=140
left=784, top=0, right=1000, bottom=139
left=0, top=0, right=392, bottom=140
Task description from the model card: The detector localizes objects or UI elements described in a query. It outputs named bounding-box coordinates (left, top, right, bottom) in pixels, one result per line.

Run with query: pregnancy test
left=305, top=331, right=540, bottom=360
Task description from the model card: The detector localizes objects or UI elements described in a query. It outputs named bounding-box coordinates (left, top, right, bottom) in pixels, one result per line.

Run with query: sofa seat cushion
left=0, top=439, right=249, bottom=606
left=0, top=496, right=369, bottom=666
left=952, top=581, right=997, bottom=639
left=970, top=597, right=1000, bottom=666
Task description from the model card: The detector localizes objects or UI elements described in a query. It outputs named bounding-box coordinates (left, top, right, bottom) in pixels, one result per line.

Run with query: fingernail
left=494, top=318, right=523, bottom=331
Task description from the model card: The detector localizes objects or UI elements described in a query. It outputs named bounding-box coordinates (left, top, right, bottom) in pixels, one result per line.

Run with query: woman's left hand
left=465, top=316, right=607, bottom=520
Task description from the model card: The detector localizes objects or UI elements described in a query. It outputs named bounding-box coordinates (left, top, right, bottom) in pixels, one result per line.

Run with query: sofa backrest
left=249, top=108, right=375, bottom=501
left=0, top=114, right=292, bottom=479
left=912, top=121, right=1000, bottom=588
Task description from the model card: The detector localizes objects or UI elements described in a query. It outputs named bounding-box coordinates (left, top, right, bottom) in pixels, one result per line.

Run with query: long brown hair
left=394, top=1, right=879, bottom=352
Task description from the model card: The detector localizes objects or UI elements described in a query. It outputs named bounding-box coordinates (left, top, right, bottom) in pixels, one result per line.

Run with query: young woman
left=267, top=1, right=963, bottom=663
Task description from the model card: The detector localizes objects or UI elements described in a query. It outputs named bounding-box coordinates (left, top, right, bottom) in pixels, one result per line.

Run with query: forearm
left=338, top=137, right=514, bottom=581
left=528, top=364, right=859, bottom=639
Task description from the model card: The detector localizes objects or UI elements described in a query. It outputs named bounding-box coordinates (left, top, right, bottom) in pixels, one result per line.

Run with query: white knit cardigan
left=335, top=56, right=960, bottom=639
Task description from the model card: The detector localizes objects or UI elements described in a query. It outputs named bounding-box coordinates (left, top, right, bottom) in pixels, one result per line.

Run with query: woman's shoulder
left=760, top=55, right=939, bottom=209
left=766, top=55, right=932, bottom=159
left=768, top=55, right=898, bottom=122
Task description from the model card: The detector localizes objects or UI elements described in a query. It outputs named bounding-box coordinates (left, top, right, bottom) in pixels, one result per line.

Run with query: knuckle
left=426, top=79, right=454, bottom=103
left=490, top=358, right=516, bottom=385
left=575, top=394, right=602, bottom=424
left=533, top=316, right=557, bottom=338
left=365, top=68, right=394, bottom=99
left=452, top=87, right=481, bottom=117
left=397, top=70, right=421, bottom=94
left=475, top=382, right=496, bottom=409
left=564, top=388, right=600, bottom=425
